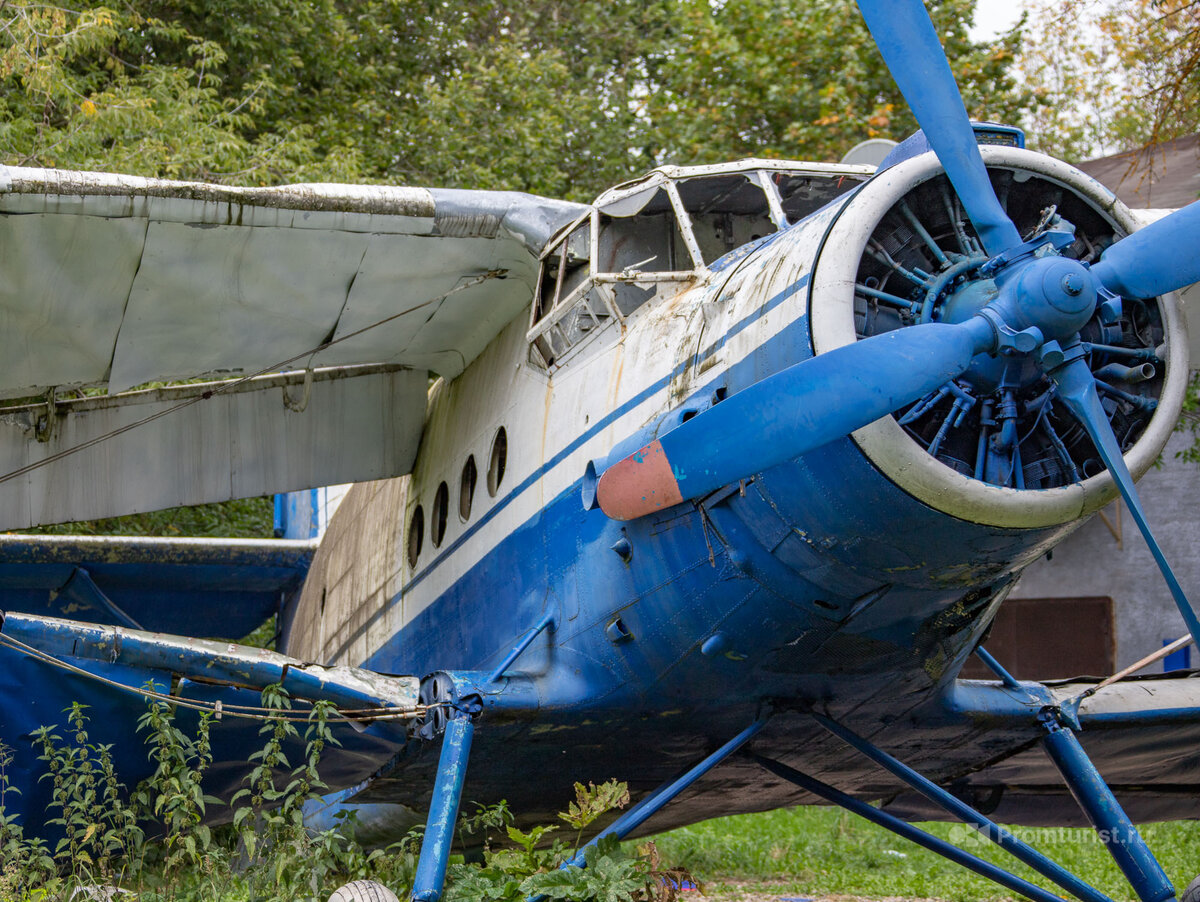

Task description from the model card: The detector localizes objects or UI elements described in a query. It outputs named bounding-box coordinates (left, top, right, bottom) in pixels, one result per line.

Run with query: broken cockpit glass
left=528, top=162, right=869, bottom=370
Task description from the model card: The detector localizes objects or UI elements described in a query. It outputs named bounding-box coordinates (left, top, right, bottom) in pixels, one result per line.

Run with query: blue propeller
left=595, top=318, right=996, bottom=520
left=855, top=0, right=1021, bottom=256
left=600, top=0, right=1200, bottom=648
left=1090, top=201, right=1200, bottom=299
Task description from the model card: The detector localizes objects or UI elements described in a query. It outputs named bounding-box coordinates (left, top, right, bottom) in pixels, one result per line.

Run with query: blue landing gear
left=1038, top=708, right=1174, bottom=902
left=411, top=714, right=476, bottom=902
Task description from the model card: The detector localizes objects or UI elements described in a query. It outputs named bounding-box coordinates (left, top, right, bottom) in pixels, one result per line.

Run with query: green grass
left=18, top=496, right=275, bottom=538
left=651, top=806, right=1200, bottom=901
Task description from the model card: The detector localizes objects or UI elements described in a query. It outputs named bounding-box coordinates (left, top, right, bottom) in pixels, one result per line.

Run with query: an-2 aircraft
left=0, top=2, right=1198, bottom=900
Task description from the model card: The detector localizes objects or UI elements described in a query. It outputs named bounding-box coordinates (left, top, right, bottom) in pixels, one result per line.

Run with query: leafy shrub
left=0, top=692, right=684, bottom=902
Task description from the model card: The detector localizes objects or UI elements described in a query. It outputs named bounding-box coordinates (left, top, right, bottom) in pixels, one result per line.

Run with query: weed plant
left=0, top=689, right=682, bottom=902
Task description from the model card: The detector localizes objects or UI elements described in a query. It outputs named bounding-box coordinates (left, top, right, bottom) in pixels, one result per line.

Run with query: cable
left=0, top=630, right=434, bottom=725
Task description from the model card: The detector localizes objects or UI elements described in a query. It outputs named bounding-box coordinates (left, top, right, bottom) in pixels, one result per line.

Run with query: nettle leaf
left=505, top=823, right=556, bottom=853
left=520, top=866, right=584, bottom=899
left=559, top=780, right=630, bottom=831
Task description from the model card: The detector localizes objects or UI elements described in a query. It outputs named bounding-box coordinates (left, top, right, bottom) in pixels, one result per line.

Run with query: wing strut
left=817, top=713, right=1173, bottom=902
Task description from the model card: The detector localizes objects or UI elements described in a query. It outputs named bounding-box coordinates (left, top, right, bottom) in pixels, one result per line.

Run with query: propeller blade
left=856, top=0, right=1021, bottom=257
left=1050, top=355, right=1200, bottom=647
left=1090, top=200, right=1200, bottom=299
left=596, top=318, right=995, bottom=521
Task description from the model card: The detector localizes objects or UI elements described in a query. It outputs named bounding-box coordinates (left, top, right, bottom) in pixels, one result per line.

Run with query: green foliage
left=2, top=697, right=667, bottom=902
left=32, top=702, right=143, bottom=881
left=644, top=0, right=1033, bottom=168
left=19, top=495, right=275, bottom=539
left=1175, top=371, right=1200, bottom=465
left=653, top=805, right=1200, bottom=902
left=446, top=779, right=662, bottom=902
left=0, top=742, right=57, bottom=896
left=0, top=0, right=1029, bottom=199
left=1019, top=0, right=1200, bottom=160
left=132, top=697, right=219, bottom=869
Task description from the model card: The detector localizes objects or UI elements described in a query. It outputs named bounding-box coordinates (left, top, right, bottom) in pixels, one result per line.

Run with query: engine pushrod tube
left=412, top=715, right=475, bottom=902
left=752, top=754, right=1069, bottom=902
left=815, top=714, right=1115, bottom=902
left=1040, top=713, right=1176, bottom=902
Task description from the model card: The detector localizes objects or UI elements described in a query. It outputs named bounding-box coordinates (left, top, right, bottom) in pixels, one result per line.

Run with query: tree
left=644, top=0, right=1033, bottom=166
left=1018, top=0, right=1200, bottom=160
left=0, top=0, right=1028, bottom=536
left=0, top=0, right=1029, bottom=194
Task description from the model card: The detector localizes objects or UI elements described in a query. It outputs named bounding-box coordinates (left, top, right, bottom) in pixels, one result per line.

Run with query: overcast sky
left=968, top=3, right=1026, bottom=41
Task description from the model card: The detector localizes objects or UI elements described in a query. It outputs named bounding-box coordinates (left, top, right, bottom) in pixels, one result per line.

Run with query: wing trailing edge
left=0, top=364, right=427, bottom=530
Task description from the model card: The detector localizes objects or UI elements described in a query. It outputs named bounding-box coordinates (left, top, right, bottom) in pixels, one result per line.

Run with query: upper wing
left=0, top=166, right=586, bottom=528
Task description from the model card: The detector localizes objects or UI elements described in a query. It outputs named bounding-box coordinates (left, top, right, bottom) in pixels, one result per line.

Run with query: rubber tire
left=1181, top=875, right=1200, bottom=902
left=327, top=880, right=401, bottom=902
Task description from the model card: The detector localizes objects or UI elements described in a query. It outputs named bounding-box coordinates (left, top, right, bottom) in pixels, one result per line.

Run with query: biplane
left=0, top=2, right=1198, bottom=901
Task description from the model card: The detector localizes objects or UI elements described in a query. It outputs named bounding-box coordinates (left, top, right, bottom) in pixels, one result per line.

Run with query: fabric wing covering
left=0, top=166, right=585, bottom=529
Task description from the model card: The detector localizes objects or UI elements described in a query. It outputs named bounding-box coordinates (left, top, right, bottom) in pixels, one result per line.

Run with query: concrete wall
left=1010, top=428, right=1199, bottom=672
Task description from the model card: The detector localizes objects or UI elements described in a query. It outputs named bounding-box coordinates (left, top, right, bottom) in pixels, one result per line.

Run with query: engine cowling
left=809, top=146, right=1188, bottom=529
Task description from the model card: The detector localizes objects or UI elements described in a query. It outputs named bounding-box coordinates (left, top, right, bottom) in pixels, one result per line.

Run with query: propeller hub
left=1011, top=256, right=1097, bottom=340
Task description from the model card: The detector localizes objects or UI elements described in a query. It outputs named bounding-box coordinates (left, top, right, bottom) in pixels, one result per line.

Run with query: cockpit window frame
left=526, top=160, right=873, bottom=371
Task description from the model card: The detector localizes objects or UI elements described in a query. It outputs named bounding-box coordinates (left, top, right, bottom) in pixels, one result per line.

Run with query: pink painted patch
left=596, top=440, right=684, bottom=520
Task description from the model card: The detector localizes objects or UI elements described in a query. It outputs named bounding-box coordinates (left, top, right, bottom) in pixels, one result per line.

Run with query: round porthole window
left=487, top=427, right=507, bottom=497
left=459, top=455, right=477, bottom=521
left=431, top=481, right=449, bottom=547
left=407, top=505, right=424, bottom=567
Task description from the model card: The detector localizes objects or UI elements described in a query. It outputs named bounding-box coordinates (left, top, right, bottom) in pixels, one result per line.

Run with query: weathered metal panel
left=0, top=366, right=425, bottom=529
left=0, top=213, right=146, bottom=395
left=284, top=477, right=410, bottom=665
left=109, top=222, right=371, bottom=390
left=312, top=234, right=535, bottom=376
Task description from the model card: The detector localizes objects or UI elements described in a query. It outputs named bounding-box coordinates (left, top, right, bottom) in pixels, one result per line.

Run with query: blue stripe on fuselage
left=326, top=273, right=812, bottom=665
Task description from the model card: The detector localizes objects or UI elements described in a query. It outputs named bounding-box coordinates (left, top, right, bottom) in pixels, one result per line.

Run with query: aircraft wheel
left=1181, top=875, right=1200, bottom=902
left=328, top=880, right=400, bottom=902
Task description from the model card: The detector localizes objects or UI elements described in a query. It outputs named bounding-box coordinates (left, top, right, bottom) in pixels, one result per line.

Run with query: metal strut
left=1038, top=709, right=1177, bottom=902
left=523, top=717, right=769, bottom=902
left=752, top=754, right=1070, bottom=902
left=814, top=713, right=1115, bottom=902
left=411, top=714, right=476, bottom=902
left=567, top=716, right=768, bottom=866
